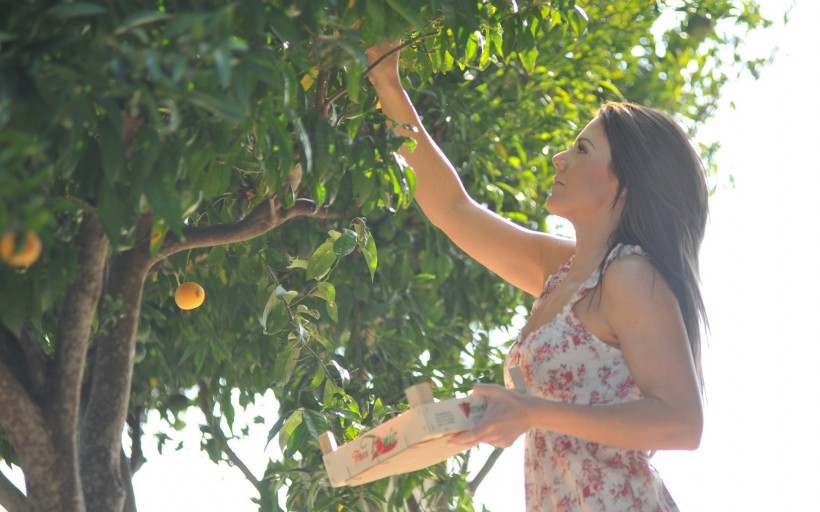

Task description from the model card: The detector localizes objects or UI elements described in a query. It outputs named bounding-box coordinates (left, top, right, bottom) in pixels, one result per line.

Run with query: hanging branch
left=197, top=382, right=262, bottom=492
left=467, top=447, right=504, bottom=494
left=148, top=197, right=325, bottom=269
left=0, top=469, right=27, bottom=512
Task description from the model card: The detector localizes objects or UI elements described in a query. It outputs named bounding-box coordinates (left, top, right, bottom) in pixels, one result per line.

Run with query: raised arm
left=365, top=40, right=574, bottom=296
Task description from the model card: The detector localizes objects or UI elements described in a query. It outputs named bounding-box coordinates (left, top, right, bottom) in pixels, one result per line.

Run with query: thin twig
left=467, top=447, right=504, bottom=494
left=197, top=382, right=261, bottom=491
left=0, top=468, right=27, bottom=512
left=323, top=31, right=439, bottom=112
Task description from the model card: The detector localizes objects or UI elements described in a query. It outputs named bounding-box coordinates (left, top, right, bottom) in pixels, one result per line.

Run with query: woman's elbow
left=673, top=407, right=704, bottom=450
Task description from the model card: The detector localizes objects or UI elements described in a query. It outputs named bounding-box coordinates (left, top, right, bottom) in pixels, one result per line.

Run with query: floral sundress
left=505, top=244, right=679, bottom=512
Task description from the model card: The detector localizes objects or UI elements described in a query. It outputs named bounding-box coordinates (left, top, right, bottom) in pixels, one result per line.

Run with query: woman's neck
left=570, top=219, right=617, bottom=273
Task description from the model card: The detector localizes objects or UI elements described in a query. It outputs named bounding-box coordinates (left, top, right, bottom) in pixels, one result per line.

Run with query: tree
left=0, top=0, right=772, bottom=511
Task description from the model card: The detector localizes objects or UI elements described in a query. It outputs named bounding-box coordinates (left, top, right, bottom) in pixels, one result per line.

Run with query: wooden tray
left=320, top=367, right=526, bottom=487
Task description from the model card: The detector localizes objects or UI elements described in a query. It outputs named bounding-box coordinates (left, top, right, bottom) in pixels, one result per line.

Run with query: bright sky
left=3, top=1, right=819, bottom=511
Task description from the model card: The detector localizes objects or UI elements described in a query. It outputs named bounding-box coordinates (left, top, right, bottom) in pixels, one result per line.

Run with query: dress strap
left=567, top=244, right=647, bottom=306
left=533, top=254, right=574, bottom=308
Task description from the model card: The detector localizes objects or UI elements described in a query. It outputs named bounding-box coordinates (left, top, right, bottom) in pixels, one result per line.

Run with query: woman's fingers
left=448, top=384, right=529, bottom=448
left=365, top=39, right=398, bottom=66
left=365, top=38, right=402, bottom=84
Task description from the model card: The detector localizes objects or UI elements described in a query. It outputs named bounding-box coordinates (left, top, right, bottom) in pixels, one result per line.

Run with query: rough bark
left=0, top=357, right=59, bottom=512
left=49, top=215, right=108, bottom=512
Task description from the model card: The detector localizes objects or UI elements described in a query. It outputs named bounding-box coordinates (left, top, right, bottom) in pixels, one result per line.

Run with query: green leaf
left=269, top=114, right=294, bottom=179
left=284, top=421, right=307, bottom=458
left=97, top=182, right=133, bottom=248
left=278, top=409, right=302, bottom=453
left=290, top=115, right=313, bottom=174
left=570, top=5, right=590, bottom=37
left=213, top=46, right=231, bottom=89
left=332, top=229, right=357, bottom=258
left=364, top=0, right=386, bottom=42
left=518, top=47, right=538, bottom=74
left=311, top=281, right=336, bottom=302
left=265, top=414, right=288, bottom=449
left=48, top=2, right=106, bottom=18
left=356, top=224, right=378, bottom=281
left=115, top=11, right=172, bottom=35
left=259, top=288, right=281, bottom=329
left=273, top=343, right=301, bottom=388
left=132, top=126, right=161, bottom=183
left=301, top=409, right=329, bottom=439
left=187, top=92, right=245, bottom=124
left=99, top=120, right=126, bottom=183
left=295, top=304, right=320, bottom=320
left=325, top=301, right=338, bottom=323
left=384, top=0, right=423, bottom=28
left=143, top=169, right=183, bottom=235
left=306, top=241, right=336, bottom=281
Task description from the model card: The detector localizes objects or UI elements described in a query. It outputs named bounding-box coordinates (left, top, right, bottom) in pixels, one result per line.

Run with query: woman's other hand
left=450, top=384, right=533, bottom=449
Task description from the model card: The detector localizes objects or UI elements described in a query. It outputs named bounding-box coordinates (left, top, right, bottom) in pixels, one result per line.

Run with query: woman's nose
left=552, top=151, right=567, bottom=172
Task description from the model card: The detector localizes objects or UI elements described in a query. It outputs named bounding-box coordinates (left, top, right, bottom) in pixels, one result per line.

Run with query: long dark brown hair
left=596, top=102, right=709, bottom=392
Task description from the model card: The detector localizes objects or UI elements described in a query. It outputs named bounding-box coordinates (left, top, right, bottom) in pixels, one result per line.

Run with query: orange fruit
left=175, top=281, right=205, bottom=310
left=1, top=230, right=42, bottom=268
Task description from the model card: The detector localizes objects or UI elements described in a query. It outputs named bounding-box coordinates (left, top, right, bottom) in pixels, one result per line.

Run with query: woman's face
left=546, top=117, right=622, bottom=224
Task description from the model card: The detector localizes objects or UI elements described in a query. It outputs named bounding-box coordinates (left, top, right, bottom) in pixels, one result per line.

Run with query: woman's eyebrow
left=577, top=136, right=596, bottom=149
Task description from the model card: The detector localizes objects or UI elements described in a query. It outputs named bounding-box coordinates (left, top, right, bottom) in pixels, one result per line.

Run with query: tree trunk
left=80, top=246, right=149, bottom=512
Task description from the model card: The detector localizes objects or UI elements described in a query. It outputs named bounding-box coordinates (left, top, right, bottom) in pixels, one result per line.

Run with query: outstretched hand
left=365, top=38, right=402, bottom=87
left=449, top=383, right=533, bottom=449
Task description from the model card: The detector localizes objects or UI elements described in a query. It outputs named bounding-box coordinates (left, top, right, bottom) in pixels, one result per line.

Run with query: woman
left=366, top=40, right=707, bottom=511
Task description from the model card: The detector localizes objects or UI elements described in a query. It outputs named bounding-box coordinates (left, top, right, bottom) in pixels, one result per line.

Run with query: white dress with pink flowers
left=505, top=244, right=679, bottom=512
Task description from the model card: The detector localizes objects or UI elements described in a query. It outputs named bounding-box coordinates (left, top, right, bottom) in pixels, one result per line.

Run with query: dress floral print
left=505, top=244, right=679, bottom=512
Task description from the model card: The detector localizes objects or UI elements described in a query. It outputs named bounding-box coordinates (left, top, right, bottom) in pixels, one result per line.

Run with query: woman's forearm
left=371, top=79, right=473, bottom=226
left=523, top=394, right=703, bottom=451
left=453, top=383, right=702, bottom=452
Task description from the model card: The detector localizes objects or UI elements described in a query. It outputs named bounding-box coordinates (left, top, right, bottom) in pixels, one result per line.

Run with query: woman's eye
left=577, top=143, right=587, bottom=154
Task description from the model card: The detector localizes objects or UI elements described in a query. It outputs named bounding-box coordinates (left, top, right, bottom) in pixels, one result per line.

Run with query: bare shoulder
left=599, top=253, right=683, bottom=330
left=602, top=253, right=671, bottom=297
left=601, top=254, right=686, bottom=348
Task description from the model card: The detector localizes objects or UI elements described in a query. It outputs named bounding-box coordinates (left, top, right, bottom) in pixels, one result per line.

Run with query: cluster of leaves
left=0, top=0, right=772, bottom=510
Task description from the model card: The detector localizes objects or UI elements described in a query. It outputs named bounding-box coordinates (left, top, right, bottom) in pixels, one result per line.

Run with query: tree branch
left=148, top=197, right=325, bottom=269
left=120, top=447, right=139, bottom=512
left=467, top=447, right=504, bottom=494
left=0, top=358, right=60, bottom=511
left=127, top=408, right=146, bottom=474
left=52, top=213, right=108, bottom=431
left=197, top=382, right=261, bottom=492
left=0, top=468, right=27, bottom=512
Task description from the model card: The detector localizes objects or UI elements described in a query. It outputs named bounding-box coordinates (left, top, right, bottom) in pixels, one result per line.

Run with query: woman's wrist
left=369, top=71, right=403, bottom=94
